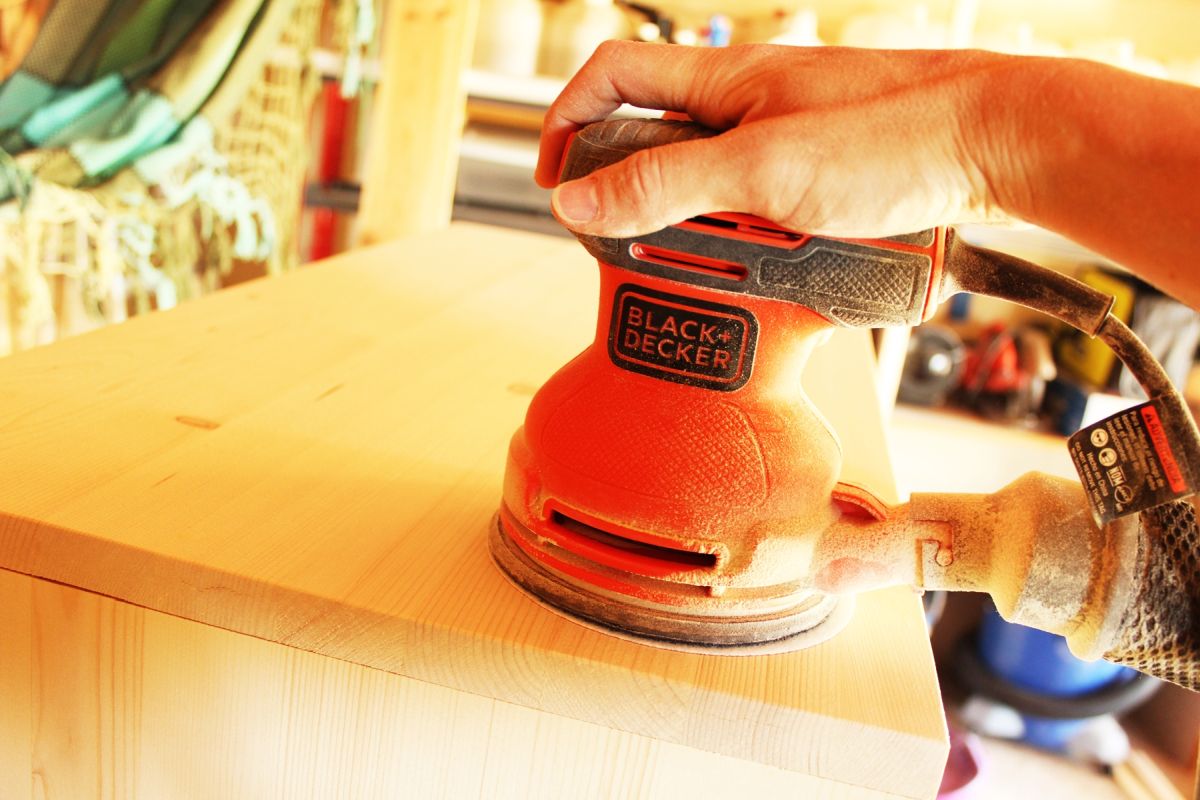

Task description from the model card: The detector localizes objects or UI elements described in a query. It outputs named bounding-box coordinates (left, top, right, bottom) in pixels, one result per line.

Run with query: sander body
left=491, top=119, right=1200, bottom=689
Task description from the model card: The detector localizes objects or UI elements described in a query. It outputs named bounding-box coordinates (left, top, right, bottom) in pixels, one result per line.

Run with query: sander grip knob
left=559, top=118, right=716, bottom=183
left=559, top=118, right=946, bottom=328
left=560, top=118, right=717, bottom=267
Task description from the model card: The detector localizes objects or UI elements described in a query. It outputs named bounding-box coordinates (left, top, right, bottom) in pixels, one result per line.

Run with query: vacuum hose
left=1104, top=499, right=1199, bottom=688
left=919, top=235, right=1200, bottom=690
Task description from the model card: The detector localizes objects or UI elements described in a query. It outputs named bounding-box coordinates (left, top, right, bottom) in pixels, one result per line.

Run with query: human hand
left=536, top=42, right=1025, bottom=238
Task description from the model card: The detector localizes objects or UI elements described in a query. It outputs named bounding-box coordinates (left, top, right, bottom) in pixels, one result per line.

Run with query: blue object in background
left=977, top=607, right=1134, bottom=750
left=948, top=292, right=971, bottom=321
left=706, top=15, right=731, bottom=46
left=1042, top=376, right=1091, bottom=436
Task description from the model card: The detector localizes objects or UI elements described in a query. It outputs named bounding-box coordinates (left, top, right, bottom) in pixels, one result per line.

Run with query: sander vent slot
left=691, top=214, right=808, bottom=243
left=549, top=510, right=718, bottom=570
left=630, top=243, right=747, bottom=281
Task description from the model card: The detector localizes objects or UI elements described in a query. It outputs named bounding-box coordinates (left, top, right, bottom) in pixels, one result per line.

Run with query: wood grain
left=0, top=223, right=946, bottom=797
left=0, top=568, right=31, bottom=800
left=30, top=578, right=142, bottom=799
left=356, top=0, right=479, bottom=244
left=9, top=573, right=916, bottom=798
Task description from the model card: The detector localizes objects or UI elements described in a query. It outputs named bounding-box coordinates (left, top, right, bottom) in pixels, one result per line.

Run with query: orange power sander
left=491, top=118, right=1200, bottom=689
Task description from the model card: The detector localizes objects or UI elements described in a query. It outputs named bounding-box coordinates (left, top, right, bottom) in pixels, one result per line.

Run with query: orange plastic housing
left=501, top=258, right=850, bottom=604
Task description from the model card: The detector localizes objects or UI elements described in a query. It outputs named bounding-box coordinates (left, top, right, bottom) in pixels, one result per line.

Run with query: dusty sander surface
left=490, top=512, right=855, bottom=655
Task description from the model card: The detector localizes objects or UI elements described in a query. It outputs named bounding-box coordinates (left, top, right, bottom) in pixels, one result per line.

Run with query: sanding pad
left=490, top=511, right=855, bottom=655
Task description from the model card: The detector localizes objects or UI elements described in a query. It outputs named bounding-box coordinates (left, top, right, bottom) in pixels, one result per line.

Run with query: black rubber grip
left=560, top=118, right=936, bottom=328
left=596, top=225, right=934, bottom=327
left=759, top=245, right=931, bottom=327
left=560, top=118, right=716, bottom=182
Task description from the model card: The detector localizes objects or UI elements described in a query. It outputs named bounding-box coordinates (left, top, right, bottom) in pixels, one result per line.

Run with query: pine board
left=0, top=222, right=945, bottom=797
left=0, top=568, right=32, bottom=800
left=5, top=573, right=925, bottom=798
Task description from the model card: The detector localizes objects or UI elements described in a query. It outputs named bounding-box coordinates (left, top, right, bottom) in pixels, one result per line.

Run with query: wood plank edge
left=0, top=517, right=945, bottom=797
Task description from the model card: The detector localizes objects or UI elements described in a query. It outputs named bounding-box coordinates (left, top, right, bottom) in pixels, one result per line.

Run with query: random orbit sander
left=490, top=118, right=1200, bottom=689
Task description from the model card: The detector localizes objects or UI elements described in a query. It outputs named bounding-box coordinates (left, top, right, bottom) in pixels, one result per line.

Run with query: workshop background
left=0, top=0, right=1197, bottom=798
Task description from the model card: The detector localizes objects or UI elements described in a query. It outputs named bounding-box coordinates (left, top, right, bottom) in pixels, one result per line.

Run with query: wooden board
left=0, top=223, right=945, bottom=797
left=0, top=568, right=31, bottom=800
left=4, top=571, right=923, bottom=798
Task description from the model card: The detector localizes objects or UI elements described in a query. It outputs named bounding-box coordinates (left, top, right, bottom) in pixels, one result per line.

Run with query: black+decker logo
left=608, top=285, right=757, bottom=391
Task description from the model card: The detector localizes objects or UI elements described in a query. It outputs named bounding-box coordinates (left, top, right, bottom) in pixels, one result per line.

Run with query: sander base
left=490, top=509, right=854, bottom=655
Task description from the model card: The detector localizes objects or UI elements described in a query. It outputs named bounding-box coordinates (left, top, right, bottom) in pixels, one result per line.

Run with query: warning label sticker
left=1068, top=399, right=1191, bottom=525
left=608, top=284, right=757, bottom=391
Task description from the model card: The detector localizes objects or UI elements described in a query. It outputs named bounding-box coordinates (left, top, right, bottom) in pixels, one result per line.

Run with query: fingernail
left=552, top=180, right=598, bottom=224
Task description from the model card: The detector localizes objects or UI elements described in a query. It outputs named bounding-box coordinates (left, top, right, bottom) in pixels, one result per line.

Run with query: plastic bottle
left=473, top=0, right=545, bottom=77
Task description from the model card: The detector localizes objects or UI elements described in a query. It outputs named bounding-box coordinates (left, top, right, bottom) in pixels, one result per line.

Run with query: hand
left=536, top=42, right=1021, bottom=238
left=537, top=42, right=1200, bottom=309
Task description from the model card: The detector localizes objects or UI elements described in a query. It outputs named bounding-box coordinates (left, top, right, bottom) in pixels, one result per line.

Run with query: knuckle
left=591, top=38, right=627, bottom=65
left=594, top=38, right=621, bottom=57
left=713, top=122, right=822, bottom=229
left=725, top=129, right=787, bottom=211
left=763, top=170, right=821, bottom=230
left=574, top=40, right=621, bottom=85
left=733, top=42, right=773, bottom=61
left=758, top=161, right=819, bottom=229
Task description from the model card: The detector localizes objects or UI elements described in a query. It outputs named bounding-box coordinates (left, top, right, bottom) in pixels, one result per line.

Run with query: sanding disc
left=490, top=511, right=855, bottom=656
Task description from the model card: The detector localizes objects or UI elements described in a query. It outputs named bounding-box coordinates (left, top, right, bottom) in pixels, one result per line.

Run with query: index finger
left=536, top=41, right=727, bottom=187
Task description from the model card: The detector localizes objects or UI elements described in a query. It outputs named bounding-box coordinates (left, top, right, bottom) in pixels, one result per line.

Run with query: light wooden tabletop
left=0, top=222, right=946, bottom=797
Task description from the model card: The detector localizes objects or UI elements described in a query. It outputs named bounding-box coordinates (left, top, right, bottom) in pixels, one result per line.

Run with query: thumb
left=550, top=134, right=752, bottom=237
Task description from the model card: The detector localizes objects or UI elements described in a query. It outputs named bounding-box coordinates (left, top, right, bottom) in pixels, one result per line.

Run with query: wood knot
left=316, top=384, right=345, bottom=401
left=175, top=415, right=220, bottom=430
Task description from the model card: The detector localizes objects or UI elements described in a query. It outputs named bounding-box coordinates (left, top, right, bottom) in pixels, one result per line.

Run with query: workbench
left=0, top=223, right=947, bottom=798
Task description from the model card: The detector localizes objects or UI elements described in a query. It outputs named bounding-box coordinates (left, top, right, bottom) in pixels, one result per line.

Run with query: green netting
left=0, top=0, right=326, bottom=354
